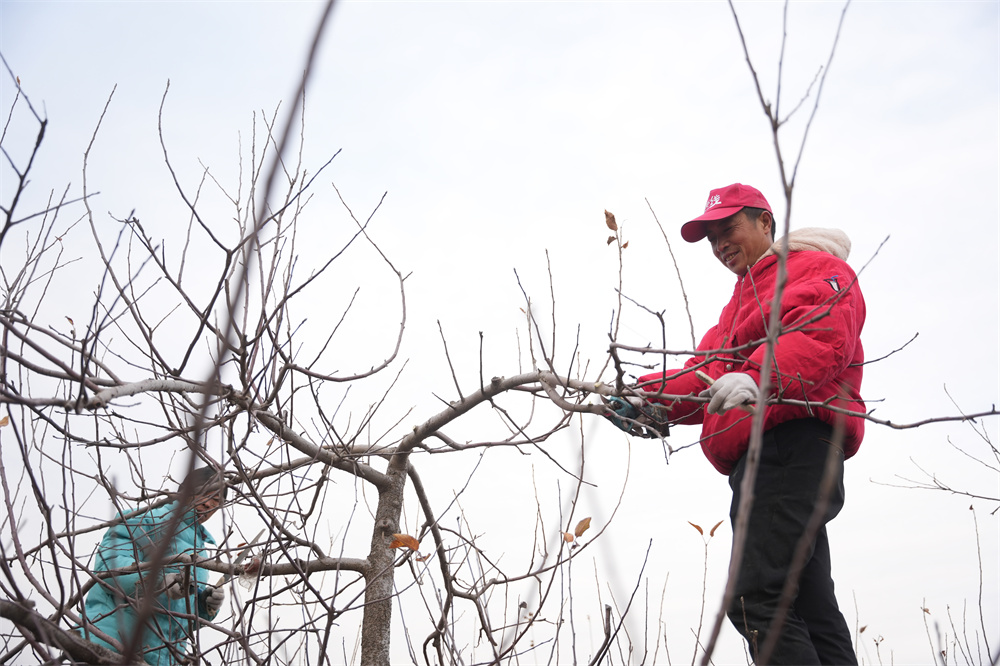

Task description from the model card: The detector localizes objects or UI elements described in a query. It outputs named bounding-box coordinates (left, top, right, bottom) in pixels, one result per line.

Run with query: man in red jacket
left=611, top=183, right=863, bottom=664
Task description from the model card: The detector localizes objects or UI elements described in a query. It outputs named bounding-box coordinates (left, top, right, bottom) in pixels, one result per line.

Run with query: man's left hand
left=204, top=586, right=225, bottom=614
left=700, top=373, right=760, bottom=415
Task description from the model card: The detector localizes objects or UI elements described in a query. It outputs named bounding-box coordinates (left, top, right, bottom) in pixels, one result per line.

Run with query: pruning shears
left=214, top=528, right=265, bottom=587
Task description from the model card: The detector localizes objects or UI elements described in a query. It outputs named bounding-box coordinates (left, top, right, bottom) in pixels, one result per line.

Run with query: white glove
left=162, top=572, right=193, bottom=600
left=699, top=373, right=759, bottom=415
left=204, top=586, right=225, bottom=614
left=604, top=395, right=669, bottom=438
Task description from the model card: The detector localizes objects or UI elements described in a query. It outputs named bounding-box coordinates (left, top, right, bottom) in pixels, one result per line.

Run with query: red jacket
left=638, top=244, right=865, bottom=475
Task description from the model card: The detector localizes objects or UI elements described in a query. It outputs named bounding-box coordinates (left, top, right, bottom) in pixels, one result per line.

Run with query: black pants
left=727, top=419, right=857, bottom=665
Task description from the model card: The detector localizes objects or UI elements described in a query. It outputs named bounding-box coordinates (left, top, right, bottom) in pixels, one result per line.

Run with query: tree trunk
left=359, top=466, right=406, bottom=666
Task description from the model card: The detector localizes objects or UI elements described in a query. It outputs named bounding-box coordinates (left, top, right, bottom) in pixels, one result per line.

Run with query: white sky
left=2, top=1, right=998, bottom=664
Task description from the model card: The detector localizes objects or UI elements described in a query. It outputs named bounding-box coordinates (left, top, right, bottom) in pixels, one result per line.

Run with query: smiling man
left=609, top=183, right=865, bottom=664
left=82, top=467, right=228, bottom=665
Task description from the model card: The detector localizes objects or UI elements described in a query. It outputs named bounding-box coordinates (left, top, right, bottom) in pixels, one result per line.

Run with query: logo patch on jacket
left=824, top=276, right=841, bottom=292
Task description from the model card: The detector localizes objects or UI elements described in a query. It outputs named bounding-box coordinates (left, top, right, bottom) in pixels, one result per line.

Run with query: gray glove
left=603, top=396, right=669, bottom=438
left=699, top=372, right=759, bottom=415
left=204, top=585, right=225, bottom=614
left=162, top=572, right=193, bottom=600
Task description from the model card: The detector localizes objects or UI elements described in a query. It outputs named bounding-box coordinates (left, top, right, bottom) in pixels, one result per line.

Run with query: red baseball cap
left=680, top=183, right=772, bottom=243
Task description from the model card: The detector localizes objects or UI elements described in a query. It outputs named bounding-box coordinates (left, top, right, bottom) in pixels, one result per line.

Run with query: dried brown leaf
left=622, top=241, right=629, bottom=249
left=561, top=531, right=574, bottom=543
left=0, top=416, right=8, bottom=427
left=606, top=235, right=616, bottom=245
left=574, top=517, right=592, bottom=537
left=242, top=557, right=261, bottom=576
left=688, top=521, right=703, bottom=535
left=604, top=210, right=618, bottom=231
left=389, top=533, right=420, bottom=551
left=709, top=520, right=724, bottom=537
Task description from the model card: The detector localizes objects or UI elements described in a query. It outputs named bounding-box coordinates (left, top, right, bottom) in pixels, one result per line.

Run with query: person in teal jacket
left=82, top=467, right=227, bottom=665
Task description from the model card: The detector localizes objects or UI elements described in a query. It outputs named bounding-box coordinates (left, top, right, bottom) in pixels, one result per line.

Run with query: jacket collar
left=754, top=227, right=851, bottom=267
left=162, top=501, right=218, bottom=544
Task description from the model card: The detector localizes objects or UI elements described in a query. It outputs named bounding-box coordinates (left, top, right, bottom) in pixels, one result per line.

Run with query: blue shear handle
left=606, top=396, right=640, bottom=432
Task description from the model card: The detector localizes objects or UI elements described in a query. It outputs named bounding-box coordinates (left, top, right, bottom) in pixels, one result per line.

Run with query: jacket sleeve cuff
left=197, top=587, right=217, bottom=619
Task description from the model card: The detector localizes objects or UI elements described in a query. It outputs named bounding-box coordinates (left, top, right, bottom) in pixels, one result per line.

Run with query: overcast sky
left=2, top=1, right=998, bottom=663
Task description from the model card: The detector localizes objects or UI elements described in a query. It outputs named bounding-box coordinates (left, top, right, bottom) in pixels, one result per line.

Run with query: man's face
left=194, top=492, right=222, bottom=523
left=704, top=210, right=773, bottom=276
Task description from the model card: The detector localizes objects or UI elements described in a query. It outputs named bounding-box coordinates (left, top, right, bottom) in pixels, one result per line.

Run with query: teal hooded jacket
left=82, top=502, right=218, bottom=665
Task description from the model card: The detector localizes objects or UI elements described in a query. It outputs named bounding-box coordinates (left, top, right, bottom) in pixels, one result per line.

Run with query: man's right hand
left=163, top=572, right=193, bottom=599
left=603, top=396, right=669, bottom=438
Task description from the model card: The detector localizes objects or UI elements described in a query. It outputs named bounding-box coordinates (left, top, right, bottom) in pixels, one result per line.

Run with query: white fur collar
left=756, top=227, right=851, bottom=264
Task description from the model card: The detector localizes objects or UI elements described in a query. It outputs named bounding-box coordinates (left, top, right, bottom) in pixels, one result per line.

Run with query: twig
left=646, top=198, right=697, bottom=350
